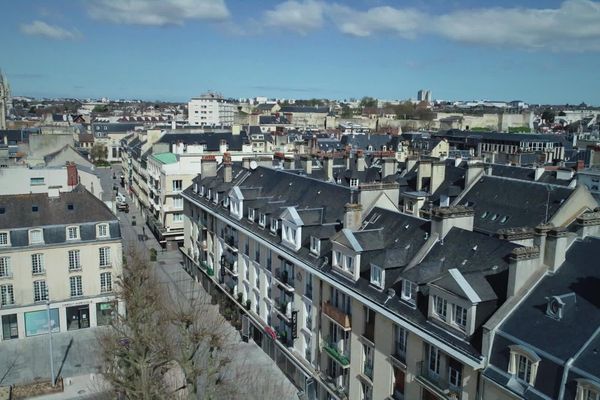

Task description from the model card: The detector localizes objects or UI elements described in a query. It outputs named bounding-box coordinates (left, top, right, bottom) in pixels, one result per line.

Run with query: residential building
left=180, top=160, right=598, bottom=400
left=188, top=92, right=236, bottom=127
left=0, top=187, right=123, bottom=341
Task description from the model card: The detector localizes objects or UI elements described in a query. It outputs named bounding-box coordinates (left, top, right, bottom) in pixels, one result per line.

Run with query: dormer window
left=508, top=345, right=541, bottom=386
left=248, top=208, right=255, bottom=222
left=433, top=295, right=448, bottom=321
left=208, top=189, right=212, bottom=200
left=370, top=265, right=384, bottom=288
left=66, top=226, right=80, bottom=240
left=401, top=280, right=417, bottom=304
left=193, top=183, right=198, bottom=193
left=453, top=304, right=467, bottom=330
left=310, top=236, right=320, bottom=255
left=270, top=218, right=278, bottom=233
left=350, top=178, right=359, bottom=188
left=223, top=196, right=229, bottom=207
left=97, top=223, right=109, bottom=238
left=259, top=213, right=266, bottom=227
left=213, top=192, right=219, bottom=204
left=29, top=229, right=44, bottom=245
left=200, top=185, right=205, bottom=196
left=576, top=380, right=600, bottom=400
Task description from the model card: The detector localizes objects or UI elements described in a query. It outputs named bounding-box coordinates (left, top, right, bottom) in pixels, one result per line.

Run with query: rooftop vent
left=32, top=205, right=39, bottom=212
left=67, top=203, right=74, bottom=210
left=0, top=207, right=4, bottom=214
left=546, top=293, right=576, bottom=321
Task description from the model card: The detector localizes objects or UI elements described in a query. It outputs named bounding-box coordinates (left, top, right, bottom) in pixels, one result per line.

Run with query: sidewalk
left=29, top=374, right=108, bottom=400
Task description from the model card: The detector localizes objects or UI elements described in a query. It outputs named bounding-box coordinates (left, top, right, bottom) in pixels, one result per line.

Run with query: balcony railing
left=322, top=301, right=351, bottom=330
left=392, top=343, right=407, bottom=364
left=274, top=268, right=295, bottom=292
left=363, top=361, right=373, bottom=380
left=221, top=260, right=238, bottom=276
left=416, top=361, right=462, bottom=400
left=322, top=336, right=350, bottom=367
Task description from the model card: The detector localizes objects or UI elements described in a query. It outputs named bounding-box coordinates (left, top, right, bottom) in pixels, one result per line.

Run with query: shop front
left=1, top=314, right=18, bottom=340
left=24, top=308, right=60, bottom=337
left=66, top=305, right=90, bottom=330
left=96, top=302, right=116, bottom=326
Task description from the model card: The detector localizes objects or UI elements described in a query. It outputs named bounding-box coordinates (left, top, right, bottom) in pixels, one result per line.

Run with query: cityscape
left=2, top=1, right=600, bottom=400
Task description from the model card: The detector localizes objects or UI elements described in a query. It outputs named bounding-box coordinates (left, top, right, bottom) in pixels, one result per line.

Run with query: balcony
left=322, top=301, right=351, bottom=331
left=319, top=371, right=349, bottom=400
left=363, top=361, right=373, bottom=380
left=273, top=298, right=292, bottom=322
left=273, top=268, right=294, bottom=292
left=221, top=259, right=238, bottom=277
left=322, top=336, right=350, bottom=367
left=416, top=361, right=462, bottom=400
left=224, top=235, right=238, bottom=250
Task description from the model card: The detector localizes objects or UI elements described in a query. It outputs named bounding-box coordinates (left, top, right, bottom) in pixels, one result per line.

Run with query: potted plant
left=237, top=293, right=243, bottom=303
left=245, top=300, right=251, bottom=310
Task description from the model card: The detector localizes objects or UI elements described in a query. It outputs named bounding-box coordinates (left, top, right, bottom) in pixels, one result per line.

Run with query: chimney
left=576, top=210, right=600, bottom=239
left=301, top=155, right=312, bottom=175
left=344, top=203, right=363, bottom=231
left=576, top=159, right=585, bottom=171
left=344, top=151, right=351, bottom=170
left=219, top=139, right=228, bottom=153
left=430, top=161, right=446, bottom=194
left=66, top=162, right=78, bottom=187
left=242, top=157, right=251, bottom=170
left=507, top=246, right=542, bottom=297
left=534, top=166, right=545, bottom=181
left=201, top=155, right=217, bottom=178
left=533, top=223, right=552, bottom=266
left=356, top=150, right=365, bottom=172
left=381, top=157, right=397, bottom=178
left=544, top=228, right=569, bottom=273
left=223, top=152, right=232, bottom=183
left=416, top=160, right=432, bottom=192
left=465, top=162, right=484, bottom=188
left=232, top=124, right=241, bottom=136
left=406, top=157, right=418, bottom=173
left=431, top=206, right=474, bottom=239
left=324, top=155, right=334, bottom=182
left=284, top=157, right=294, bottom=170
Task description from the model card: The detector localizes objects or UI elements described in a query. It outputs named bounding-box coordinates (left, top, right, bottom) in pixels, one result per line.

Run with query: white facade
left=188, top=93, right=236, bottom=127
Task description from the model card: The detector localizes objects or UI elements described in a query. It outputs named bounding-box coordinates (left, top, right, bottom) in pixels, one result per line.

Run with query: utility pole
left=46, top=289, right=56, bottom=387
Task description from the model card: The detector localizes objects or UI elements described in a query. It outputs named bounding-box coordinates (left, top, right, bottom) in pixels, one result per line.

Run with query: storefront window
left=25, top=308, right=60, bottom=337
left=2, top=314, right=18, bottom=340
left=66, top=305, right=90, bottom=330
left=96, top=302, right=115, bottom=326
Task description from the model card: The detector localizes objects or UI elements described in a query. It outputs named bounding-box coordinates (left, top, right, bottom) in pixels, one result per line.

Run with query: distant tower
left=0, top=70, right=10, bottom=130
left=417, top=89, right=431, bottom=104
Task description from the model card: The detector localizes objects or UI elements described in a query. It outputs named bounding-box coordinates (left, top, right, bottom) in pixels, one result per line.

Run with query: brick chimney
left=201, top=155, right=217, bottom=178
left=66, top=162, right=78, bottom=187
left=356, top=150, right=366, bottom=172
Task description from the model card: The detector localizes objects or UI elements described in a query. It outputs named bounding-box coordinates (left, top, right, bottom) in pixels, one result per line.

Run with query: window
left=310, top=236, right=320, bottom=255
left=270, top=218, right=278, bottom=233
left=401, top=280, right=417, bottom=303
left=33, top=280, right=48, bottom=302
left=100, top=272, right=112, bottom=293
left=500, top=215, right=510, bottom=224
left=259, top=214, right=266, bottom=227
left=172, top=180, right=182, bottom=192
left=394, top=325, right=407, bottom=360
left=370, top=265, right=383, bottom=288
left=30, top=177, right=45, bottom=186
left=428, top=345, right=440, bottom=375
left=334, top=250, right=342, bottom=267
left=97, top=223, right=109, bottom=238
left=453, top=304, right=467, bottom=329
left=0, top=257, right=11, bottom=278
left=66, top=226, right=79, bottom=240
left=508, top=346, right=540, bottom=386
left=99, top=247, right=111, bottom=267
left=68, top=250, right=81, bottom=271
left=173, top=197, right=183, bottom=209
left=0, top=284, right=14, bottom=306
left=173, top=213, right=184, bottom=222
left=0, top=232, right=8, bottom=246
left=516, top=354, right=532, bottom=383
left=434, top=295, right=447, bottom=320
left=305, top=272, right=313, bottom=299
left=345, top=255, right=354, bottom=274
left=29, top=229, right=44, bottom=244
left=70, top=276, right=83, bottom=297
left=350, top=178, right=359, bottom=188
left=31, top=253, right=44, bottom=274
left=248, top=208, right=255, bottom=222
left=580, top=387, right=600, bottom=400
left=223, top=197, right=229, bottom=207
left=480, top=211, right=488, bottom=219
left=448, top=358, right=463, bottom=388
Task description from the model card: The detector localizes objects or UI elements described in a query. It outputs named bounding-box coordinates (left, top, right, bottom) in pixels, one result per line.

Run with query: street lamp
left=45, top=288, right=56, bottom=387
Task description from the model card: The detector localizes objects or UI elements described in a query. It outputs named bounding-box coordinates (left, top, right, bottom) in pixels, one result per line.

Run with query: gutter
left=558, top=325, right=600, bottom=400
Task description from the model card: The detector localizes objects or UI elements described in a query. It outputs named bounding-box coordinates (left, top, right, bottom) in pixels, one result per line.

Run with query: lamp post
left=45, top=289, right=55, bottom=387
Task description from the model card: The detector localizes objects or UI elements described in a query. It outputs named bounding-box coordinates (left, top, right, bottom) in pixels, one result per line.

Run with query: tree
left=340, top=104, right=353, bottom=118
left=359, top=96, right=377, bottom=108
left=90, top=144, right=108, bottom=163
left=541, top=109, right=555, bottom=123
left=93, top=105, right=109, bottom=113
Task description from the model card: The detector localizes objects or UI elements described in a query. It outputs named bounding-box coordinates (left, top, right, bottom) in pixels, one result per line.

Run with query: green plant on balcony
left=245, top=300, right=251, bottom=310
left=237, top=293, right=243, bottom=303
left=323, top=337, right=350, bottom=366
left=206, top=266, right=214, bottom=276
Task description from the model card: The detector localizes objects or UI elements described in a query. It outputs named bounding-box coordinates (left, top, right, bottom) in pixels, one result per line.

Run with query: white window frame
left=0, top=284, right=14, bottom=306
left=100, top=272, right=112, bottom=293
left=310, top=236, right=320, bottom=255
left=401, top=280, right=416, bottom=304
left=173, top=213, right=184, bottom=223
left=70, top=275, right=83, bottom=297
left=370, top=265, right=384, bottom=288
left=97, top=223, right=109, bottom=238
left=99, top=247, right=112, bottom=267
left=270, top=218, right=278, bottom=233
left=508, top=346, right=540, bottom=386
left=66, top=226, right=79, bottom=240
left=0, top=257, right=11, bottom=278
left=32, top=253, right=45, bottom=275
left=0, top=232, right=9, bottom=246
left=33, top=280, right=47, bottom=302
left=172, top=179, right=183, bottom=192
left=68, top=250, right=81, bottom=271
left=453, top=304, right=467, bottom=330
left=248, top=208, right=255, bottom=222
left=173, top=196, right=184, bottom=209
left=434, top=295, right=448, bottom=321
left=258, top=213, right=266, bottom=227
left=29, top=229, right=44, bottom=245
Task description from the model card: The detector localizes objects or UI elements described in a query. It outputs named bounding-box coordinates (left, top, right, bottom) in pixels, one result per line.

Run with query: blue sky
left=2, top=0, right=600, bottom=104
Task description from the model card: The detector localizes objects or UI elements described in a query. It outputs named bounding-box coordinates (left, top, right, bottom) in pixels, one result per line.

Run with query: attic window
left=32, top=206, right=39, bottom=212
left=0, top=207, right=4, bottom=214
left=350, top=178, right=359, bottom=188
left=480, top=211, right=488, bottom=219
left=491, top=214, right=499, bottom=221
left=370, top=265, right=384, bottom=289
left=310, top=236, right=320, bottom=255
left=67, top=203, right=74, bottom=210
left=464, top=201, right=474, bottom=207
left=499, top=215, right=509, bottom=224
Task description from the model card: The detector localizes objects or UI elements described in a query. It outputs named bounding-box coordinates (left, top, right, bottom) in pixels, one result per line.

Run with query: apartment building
left=146, top=152, right=199, bottom=247
left=188, top=92, right=236, bottom=127
left=177, top=157, right=597, bottom=400
left=0, top=187, right=122, bottom=341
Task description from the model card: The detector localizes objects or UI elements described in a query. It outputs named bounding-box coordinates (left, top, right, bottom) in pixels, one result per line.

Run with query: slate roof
left=259, top=115, right=290, bottom=125
left=279, top=106, right=329, bottom=114
left=459, top=176, right=574, bottom=234
left=0, top=186, right=117, bottom=230
left=157, top=132, right=248, bottom=151
left=151, top=152, right=178, bottom=165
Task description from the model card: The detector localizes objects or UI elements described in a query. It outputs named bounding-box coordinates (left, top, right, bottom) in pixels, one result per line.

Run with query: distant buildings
left=417, top=89, right=431, bottom=103
left=188, top=92, right=236, bottom=127
left=0, top=71, right=10, bottom=130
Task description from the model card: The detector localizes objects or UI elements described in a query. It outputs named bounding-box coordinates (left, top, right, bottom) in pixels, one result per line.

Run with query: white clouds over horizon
left=20, top=20, right=81, bottom=40
left=87, top=0, right=230, bottom=26
left=262, top=0, right=600, bottom=51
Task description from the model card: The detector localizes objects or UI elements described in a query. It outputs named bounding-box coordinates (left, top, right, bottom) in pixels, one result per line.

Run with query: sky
left=2, top=0, right=600, bottom=105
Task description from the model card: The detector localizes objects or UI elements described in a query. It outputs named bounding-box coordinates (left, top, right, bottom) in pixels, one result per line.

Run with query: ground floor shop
left=0, top=296, right=120, bottom=342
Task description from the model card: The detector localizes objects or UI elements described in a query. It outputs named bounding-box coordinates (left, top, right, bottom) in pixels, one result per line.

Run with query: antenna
left=384, top=288, right=396, bottom=304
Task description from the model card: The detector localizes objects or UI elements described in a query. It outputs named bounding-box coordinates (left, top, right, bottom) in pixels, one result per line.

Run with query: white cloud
left=263, top=0, right=325, bottom=34
left=20, top=20, right=81, bottom=40
left=264, top=0, right=600, bottom=51
left=87, top=0, right=230, bottom=26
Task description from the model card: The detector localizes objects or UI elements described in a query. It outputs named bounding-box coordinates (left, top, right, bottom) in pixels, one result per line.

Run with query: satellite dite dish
left=250, top=160, right=258, bottom=170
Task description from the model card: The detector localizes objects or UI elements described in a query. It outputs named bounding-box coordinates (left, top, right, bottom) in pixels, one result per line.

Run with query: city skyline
left=3, top=0, right=600, bottom=104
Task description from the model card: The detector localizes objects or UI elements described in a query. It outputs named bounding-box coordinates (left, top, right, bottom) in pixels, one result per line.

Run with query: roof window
left=32, top=206, right=39, bottom=212
left=67, top=203, right=74, bottom=210
left=500, top=215, right=509, bottom=224
left=480, top=211, right=488, bottom=219
left=491, top=214, right=499, bottom=221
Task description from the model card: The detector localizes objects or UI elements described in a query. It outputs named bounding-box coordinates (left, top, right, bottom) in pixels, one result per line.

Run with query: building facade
left=0, top=187, right=122, bottom=341
left=188, top=93, right=236, bottom=127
